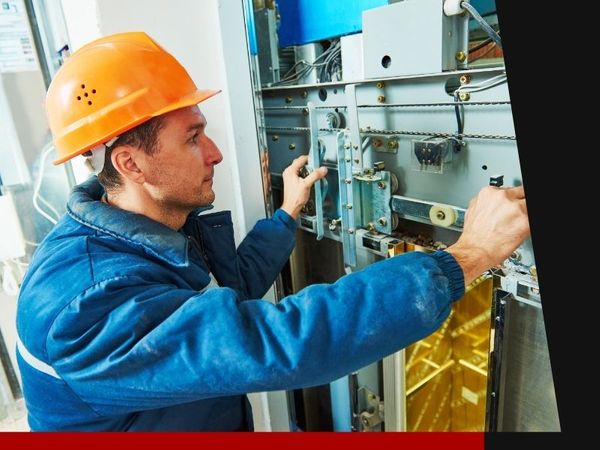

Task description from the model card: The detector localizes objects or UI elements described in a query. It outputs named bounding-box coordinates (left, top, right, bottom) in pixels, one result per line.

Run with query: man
left=16, top=32, right=529, bottom=431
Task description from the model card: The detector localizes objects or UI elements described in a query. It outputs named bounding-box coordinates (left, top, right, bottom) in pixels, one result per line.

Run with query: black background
left=488, top=1, right=586, bottom=448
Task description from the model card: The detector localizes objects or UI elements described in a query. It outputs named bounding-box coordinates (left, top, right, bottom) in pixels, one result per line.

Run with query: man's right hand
left=280, top=155, right=328, bottom=220
left=446, top=185, right=530, bottom=285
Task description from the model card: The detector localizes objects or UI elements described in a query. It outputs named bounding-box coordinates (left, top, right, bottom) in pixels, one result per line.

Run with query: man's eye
left=190, top=133, right=199, bottom=144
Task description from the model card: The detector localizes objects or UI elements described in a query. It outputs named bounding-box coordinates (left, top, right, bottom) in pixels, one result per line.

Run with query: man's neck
left=105, top=190, right=190, bottom=231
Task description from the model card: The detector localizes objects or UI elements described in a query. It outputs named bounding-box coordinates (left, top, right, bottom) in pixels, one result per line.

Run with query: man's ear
left=111, top=146, right=146, bottom=185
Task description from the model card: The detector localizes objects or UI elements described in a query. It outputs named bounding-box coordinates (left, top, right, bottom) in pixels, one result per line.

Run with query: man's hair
left=97, top=115, right=165, bottom=192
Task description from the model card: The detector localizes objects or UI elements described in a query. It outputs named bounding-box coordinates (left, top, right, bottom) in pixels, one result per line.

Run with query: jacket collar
left=66, top=176, right=213, bottom=267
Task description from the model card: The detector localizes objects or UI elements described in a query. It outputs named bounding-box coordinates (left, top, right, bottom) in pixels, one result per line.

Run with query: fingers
left=289, top=155, right=309, bottom=172
left=504, top=184, right=525, bottom=200
left=304, top=166, right=328, bottom=185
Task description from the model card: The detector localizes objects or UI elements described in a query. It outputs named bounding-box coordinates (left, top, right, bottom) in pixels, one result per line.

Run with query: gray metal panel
left=255, top=8, right=280, bottom=85
left=497, top=297, right=560, bottom=431
left=362, top=0, right=462, bottom=79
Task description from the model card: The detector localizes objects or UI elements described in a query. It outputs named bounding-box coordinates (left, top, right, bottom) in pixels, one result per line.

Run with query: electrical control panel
left=248, top=0, right=558, bottom=433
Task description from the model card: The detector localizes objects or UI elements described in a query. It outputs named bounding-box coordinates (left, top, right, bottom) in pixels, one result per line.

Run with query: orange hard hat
left=45, top=31, right=221, bottom=165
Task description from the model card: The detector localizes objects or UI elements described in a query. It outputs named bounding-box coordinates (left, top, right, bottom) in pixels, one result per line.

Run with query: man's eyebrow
left=186, top=122, right=206, bottom=133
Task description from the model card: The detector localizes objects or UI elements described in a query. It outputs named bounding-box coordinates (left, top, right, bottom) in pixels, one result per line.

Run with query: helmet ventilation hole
left=77, top=84, right=96, bottom=104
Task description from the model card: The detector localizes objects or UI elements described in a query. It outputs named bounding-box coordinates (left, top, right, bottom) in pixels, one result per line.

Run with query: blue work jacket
left=16, top=177, right=464, bottom=431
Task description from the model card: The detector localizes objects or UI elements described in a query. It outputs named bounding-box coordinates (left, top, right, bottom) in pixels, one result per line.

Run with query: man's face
left=142, top=106, right=223, bottom=210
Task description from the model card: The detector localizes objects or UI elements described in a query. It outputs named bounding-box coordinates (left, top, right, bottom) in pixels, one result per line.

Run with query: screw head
left=301, top=91, right=308, bottom=98
left=460, top=74, right=471, bottom=85
left=377, top=95, right=386, bottom=103
left=436, top=211, right=445, bottom=220
left=347, top=228, right=355, bottom=234
left=455, top=51, right=467, bottom=62
left=285, top=96, right=293, bottom=103
left=289, top=143, right=296, bottom=150
left=378, top=217, right=387, bottom=226
left=458, top=92, right=471, bottom=101
left=272, top=135, right=279, bottom=141
left=376, top=81, right=385, bottom=89
left=377, top=181, right=386, bottom=189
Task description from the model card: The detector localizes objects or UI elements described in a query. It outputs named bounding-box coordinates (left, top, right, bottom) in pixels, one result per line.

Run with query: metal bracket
left=391, top=195, right=466, bottom=230
left=337, top=131, right=358, bottom=267
left=357, top=170, right=393, bottom=234
left=356, top=387, right=384, bottom=431
left=307, top=101, right=324, bottom=240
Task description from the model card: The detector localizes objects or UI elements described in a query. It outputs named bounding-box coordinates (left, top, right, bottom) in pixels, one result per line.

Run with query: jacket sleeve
left=235, top=208, right=297, bottom=298
left=194, top=209, right=297, bottom=299
left=46, top=250, right=464, bottom=416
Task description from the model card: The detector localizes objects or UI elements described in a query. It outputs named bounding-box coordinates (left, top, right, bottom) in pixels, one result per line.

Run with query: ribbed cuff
left=430, top=250, right=465, bottom=301
left=273, top=208, right=298, bottom=232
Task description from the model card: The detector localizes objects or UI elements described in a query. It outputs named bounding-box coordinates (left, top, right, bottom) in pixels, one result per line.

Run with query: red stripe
left=1, top=431, right=484, bottom=450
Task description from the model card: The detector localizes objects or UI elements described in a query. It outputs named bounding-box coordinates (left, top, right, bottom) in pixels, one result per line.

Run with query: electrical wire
left=272, top=39, right=341, bottom=86
left=461, top=1, right=502, bottom=48
left=469, top=42, right=498, bottom=63
left=32, top=145, right=59, bottom=225
left=468, top=37, right=493, bottom=54
left=451, top=73, right=508, bottom=142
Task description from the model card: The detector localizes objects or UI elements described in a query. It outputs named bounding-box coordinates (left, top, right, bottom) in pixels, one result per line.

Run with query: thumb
left=304, top=166, right=328, bottom=185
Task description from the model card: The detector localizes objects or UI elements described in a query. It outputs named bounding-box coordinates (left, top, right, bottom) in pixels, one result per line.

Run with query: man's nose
left=206, top=136, right=223, bottom=165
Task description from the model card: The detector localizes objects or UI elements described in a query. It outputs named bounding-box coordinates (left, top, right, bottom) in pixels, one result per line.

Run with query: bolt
left=530, top=265, right=537, bottom=278
left=353, top=144, right=359, bottom=150
left=345, top=157, right=351, bottom=162
left=346, top=204, right=353, bottom=209
left=378, top=217, right=387, bottom=226
left=460, top=74, right=472, bottom=85
left=344, top=143, right=350, bottom=149
left=272, top=135, right=279, bottom=141
left=377, top=95, right=386, bottom=103
left=354, top=159, right=360, bottom=164
left=367, top=223, right=376, bottom=232
left=372, top=139, right=382, bottom=147
left=347, top=228, right=355, bottom=234
left=289, top=143, right=296, bottom=150
left=302, top=108, right=309, bottom=116
left=455, top=51, right=467, bottom=62
left=376, top=81, right=385, bottom=89
left=285, top=96, right=293, bottom=103
left=387, top=140, right=399, bottom=150
left=458, top=92, right=471, bottom=101
left=510, top=251, right=521, bottom=261
left=345, top=178, right=352, bottom=184
left=436, top=211, right=446, bottom=220
left=301, top=91, right=308, bottom=98
left=377, top=181, right=386, bottom=189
